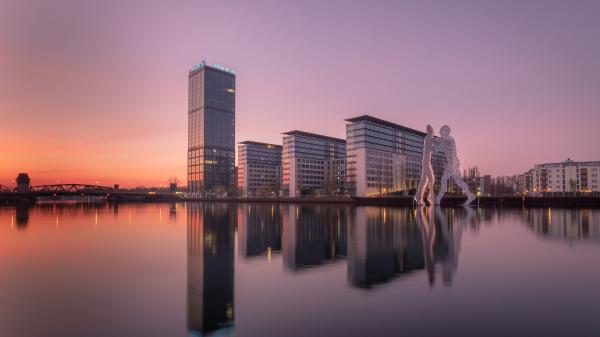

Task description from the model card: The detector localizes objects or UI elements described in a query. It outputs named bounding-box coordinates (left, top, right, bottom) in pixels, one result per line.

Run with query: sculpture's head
left=440, top=125, right=451, bottom=137
left=426, top=124, right=433, bottom=135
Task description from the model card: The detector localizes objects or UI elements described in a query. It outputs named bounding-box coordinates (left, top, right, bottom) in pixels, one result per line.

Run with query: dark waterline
left=1, top=203, right=599, bottom=337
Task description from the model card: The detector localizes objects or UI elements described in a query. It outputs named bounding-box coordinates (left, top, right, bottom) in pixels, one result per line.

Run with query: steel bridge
left=28, top=184, right=114, bottom=193
left=1, top=183, right=182, bottom=203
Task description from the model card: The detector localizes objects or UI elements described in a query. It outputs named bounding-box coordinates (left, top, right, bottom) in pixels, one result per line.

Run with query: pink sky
left=1, top=0, right=599, bottom=187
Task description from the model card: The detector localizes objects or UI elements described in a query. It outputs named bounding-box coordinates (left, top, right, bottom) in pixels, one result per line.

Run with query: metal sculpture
left=432, top=125, right=476, bottom=206
left=415, top=125, right=436, bottom=205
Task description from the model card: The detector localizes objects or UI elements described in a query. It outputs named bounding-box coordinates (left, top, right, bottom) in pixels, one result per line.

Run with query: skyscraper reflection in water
left=187, top=203, right=235, bottom=336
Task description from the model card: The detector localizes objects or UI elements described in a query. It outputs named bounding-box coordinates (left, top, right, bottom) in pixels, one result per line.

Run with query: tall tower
left=188, top=61, right=236, bottom=197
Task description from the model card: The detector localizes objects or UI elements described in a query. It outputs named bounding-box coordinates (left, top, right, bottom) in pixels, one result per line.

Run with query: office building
left=530, top=159, right=600, bottom=193
left=345, top=115, right=446, bottom=197
left=187, top=61, right=236, bottom=197
left=237, top=141, right=282, bottom=197
left=282, top=131, right=346, bottom=197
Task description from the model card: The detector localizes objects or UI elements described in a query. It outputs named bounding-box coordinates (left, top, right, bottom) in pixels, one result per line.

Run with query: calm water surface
left=1, top=203, right=600, bottom=337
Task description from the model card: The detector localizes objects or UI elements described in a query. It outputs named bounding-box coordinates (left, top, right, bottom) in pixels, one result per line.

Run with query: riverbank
left=2, top=193, right=599, bottom=208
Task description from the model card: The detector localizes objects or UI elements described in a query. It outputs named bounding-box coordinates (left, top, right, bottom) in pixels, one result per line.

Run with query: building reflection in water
left=348, top=207, right=424, bottom=287
left=282, top=205, right=348, bottom=271
left=170, top=203, right=177, bottom=221
left=348, top=206, right=475, bottom=288
left=522, top=208, right=600, bottom=242
left=237, top=204, right=282, bottom=258
left=15, top=205, right=30, bottom=229
left=187, top=203, right=235, bottom=336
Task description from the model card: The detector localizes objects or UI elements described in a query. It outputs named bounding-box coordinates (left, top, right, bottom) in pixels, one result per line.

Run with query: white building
left=531, top=159, right=600, bottom=193
left=345, top=115, right=445, bottom=197
left=282, top=131, right=346, bottom=197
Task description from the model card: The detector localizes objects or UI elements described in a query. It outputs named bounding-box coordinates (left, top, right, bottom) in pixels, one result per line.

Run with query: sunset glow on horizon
left=2, top=0, right=599, bottom=187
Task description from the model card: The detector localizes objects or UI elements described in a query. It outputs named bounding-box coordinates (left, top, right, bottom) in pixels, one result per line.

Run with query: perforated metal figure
left=415, top=125, right=435, bottom=205
left=432, top=125, right=476, bottom=206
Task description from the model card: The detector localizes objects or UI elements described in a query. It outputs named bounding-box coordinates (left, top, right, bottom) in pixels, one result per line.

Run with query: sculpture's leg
left=415, top=170, right=428, bottom=205
left=435, top=170, right=449, bottom=205
left=426, top=170, right=435, bottom=205
left=451, top=168, right=476, bottom=206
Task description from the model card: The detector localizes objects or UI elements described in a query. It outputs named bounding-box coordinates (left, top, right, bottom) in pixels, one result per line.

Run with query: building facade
left=517, top=169, right=534, bottom=194
left=530, top=159, right=600, bottom=193
left=345, top=115, right=446, bottom=197
left=479, top=175, right=492, bottom=196
left=187, top=61, right=236, bottom=197
left=282, top=131, right=346, bottom=197
left=237, top=141, right=282, bottom=197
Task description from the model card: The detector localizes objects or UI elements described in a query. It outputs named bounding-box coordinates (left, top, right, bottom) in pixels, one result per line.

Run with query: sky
left=1, top=0, right=599, bottom=187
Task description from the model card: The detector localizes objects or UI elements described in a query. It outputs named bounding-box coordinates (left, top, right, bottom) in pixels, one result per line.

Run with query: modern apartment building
left=282, top=131, right=346, bottom=197
left=187, top=61, right=236, bottom=197
left=517, top=169, right=534, bottom=194
left=345, top=115, right=446, bottom=197
left=530, top=159, right=600, bottom=193
left=237, top=141, right=282, bottom=197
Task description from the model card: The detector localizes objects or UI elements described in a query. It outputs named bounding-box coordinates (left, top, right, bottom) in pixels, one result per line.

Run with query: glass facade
left=188, top=63, right=236, bottom=196
left=237, top=141, right=283, bottom=196
left=345, top=116, right=445, bottom=196
left=282, top=131, right=346, bottom=196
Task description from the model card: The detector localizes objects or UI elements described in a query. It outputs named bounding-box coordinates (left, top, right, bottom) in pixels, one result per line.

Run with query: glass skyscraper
left=188, top=61, right=236, bottom=197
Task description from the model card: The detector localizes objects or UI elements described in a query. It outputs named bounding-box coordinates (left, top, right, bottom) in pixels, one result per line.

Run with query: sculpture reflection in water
left=195, top=203, right=480, bottom=314
left=347, top=206, right=475, bottom=288
left=417, top=206, right=474, bottom=286
left=187, top=203, right=235, bottom=337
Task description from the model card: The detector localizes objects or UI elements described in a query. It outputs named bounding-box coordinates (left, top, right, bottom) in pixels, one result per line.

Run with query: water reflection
left=237, top=204, right=282, bottom=258
left=523, top=208, right=600, bottom=242
left=187, top=203, right=235, bottom=336
left=15, top=205, right=31, bottom=229
left=348, top=207, right=424, bottom=287
left=2, top=203, right=600, bottom=337
left=187, top=204, right=479, bottom=292
left=282, top=205, right=348, bottom=270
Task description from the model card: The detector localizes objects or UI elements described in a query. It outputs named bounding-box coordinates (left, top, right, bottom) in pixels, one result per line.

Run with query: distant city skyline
left=2, top=0, right=599, bottom=186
